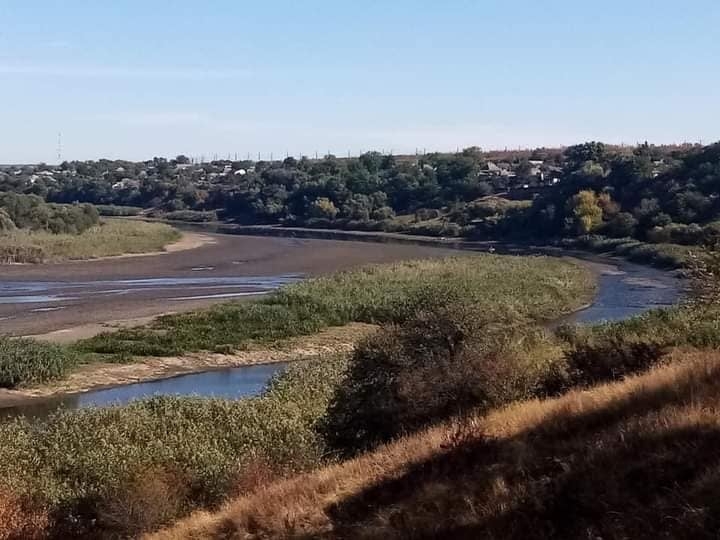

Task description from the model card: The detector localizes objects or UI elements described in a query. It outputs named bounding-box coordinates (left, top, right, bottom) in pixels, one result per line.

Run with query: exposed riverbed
left=0, top=231, right=682, bottom=419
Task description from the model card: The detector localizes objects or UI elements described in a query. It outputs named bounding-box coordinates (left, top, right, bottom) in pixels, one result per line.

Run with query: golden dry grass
left=151, top=348, right=720, bottom=539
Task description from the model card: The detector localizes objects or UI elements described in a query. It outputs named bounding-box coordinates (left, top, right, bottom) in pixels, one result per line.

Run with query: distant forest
left=2, top=141, right=720, bottom=262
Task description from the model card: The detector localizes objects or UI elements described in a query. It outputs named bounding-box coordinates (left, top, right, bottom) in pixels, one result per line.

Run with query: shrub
left=553, top=306, right=720, bottom=389
left=414, top=208, right=441, bottom=221
left=95, top=205, right=143, bottom=217
left=0, top=492, right=48, bottom=540
left=319, top=305, right=562, bottom=456
left=0, top=193, right=99, bottom=234
left=0, top=357, right=347, bottom=537
left=0, top=209, right=15, bottom=233
left=161, top=209, right=217, bottom=222
left=406, top=220, right=462, bottom=237
left=95, top=468, right=190, bottom=537
left=0, top=338, right=77, bottom=388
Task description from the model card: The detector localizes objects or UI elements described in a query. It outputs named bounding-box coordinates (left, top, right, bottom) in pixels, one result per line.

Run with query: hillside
left=153, top=348, right=720, bottom=539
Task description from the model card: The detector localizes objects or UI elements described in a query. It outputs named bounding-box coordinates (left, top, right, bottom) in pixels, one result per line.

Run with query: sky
left=0, top=0, right=718, bottom=163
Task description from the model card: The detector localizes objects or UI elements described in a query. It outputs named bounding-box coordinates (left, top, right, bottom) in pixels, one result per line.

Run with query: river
left=0, top=232, right=682, bottom=420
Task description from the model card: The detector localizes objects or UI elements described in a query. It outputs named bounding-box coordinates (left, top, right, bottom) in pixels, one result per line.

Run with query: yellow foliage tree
left=567, top=190, right=603, bottom=234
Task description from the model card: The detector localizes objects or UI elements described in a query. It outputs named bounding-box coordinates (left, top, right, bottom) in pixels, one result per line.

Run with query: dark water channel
left=1, top=237, right=682, bottom=420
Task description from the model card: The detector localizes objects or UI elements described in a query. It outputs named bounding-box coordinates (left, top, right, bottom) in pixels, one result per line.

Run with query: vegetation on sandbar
left=78, top=255, right=595, bottom=357
left=0, top=219, right=180, bottom=264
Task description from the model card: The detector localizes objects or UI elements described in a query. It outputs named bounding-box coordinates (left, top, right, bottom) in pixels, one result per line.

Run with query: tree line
left=2, top=141, right=719, bottom=248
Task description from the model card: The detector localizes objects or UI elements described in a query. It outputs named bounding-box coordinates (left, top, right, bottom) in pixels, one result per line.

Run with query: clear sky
left=0, top=0, right=718, bottom=163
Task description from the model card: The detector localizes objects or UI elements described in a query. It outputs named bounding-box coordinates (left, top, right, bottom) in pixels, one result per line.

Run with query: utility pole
left=57, top=132, right=62, bottom=164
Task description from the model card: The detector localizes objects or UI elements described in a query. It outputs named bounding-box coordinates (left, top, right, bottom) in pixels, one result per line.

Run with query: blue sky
left=0, top=0, right=718, bottom=163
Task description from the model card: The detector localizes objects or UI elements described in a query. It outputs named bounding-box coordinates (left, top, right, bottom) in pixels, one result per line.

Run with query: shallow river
left=2, top=240, right=682, bottom=420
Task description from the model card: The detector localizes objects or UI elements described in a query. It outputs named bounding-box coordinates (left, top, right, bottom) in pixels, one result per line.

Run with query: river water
left=1, top=241, right=682, bottom=420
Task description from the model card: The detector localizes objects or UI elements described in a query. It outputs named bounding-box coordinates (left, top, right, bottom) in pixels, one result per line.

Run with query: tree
left=566, top=190, right=603, bottom=234
left=565, top=142, right=607, bottom=169
left=604, top=212, right=638, bottom=238
left=0, top=209, right=15, bottom=232
left=309, top=197, right=338, bottom=219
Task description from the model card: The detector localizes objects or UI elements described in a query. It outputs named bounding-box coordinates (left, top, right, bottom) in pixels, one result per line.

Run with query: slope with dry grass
left=153, top=348, right=720, bottom=540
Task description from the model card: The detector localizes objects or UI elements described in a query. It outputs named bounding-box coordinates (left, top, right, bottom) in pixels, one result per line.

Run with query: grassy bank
left=155, top=349, right=720, bottom=540
left=560, top=235, right=695, bottom=268
left=0, top=358, right=347, bottom=537
left=0, top=219, right=180, bottom=263
left=78, top=255, right=595, bottom=357
left=0, top=338, right=78, bottom=388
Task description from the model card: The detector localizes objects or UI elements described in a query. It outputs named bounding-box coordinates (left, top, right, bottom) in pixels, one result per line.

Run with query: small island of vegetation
left=0, top=192, right=179, bottom=263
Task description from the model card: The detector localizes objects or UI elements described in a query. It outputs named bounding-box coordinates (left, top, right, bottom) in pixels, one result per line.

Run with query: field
left=0, top=219, right=180, bottom=263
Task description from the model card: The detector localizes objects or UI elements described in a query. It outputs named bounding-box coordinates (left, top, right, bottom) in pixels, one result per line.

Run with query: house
left=485, top=161, right=501, bottom=173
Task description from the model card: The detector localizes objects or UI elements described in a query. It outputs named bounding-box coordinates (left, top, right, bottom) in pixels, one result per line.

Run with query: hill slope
left=152, top=349, right=720, bottom=539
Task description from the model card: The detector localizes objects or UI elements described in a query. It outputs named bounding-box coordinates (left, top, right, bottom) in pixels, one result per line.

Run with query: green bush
left=161, top=209, right=218, bottom=222
left=319, top=305, right=563, bottom=456
left=553, top=306, right=720, bottom=389
left=0, top=192, right=99, bottom=234
left=95, top=205, right=143, bottom=216
left=0, top=337, right=77, bottom=388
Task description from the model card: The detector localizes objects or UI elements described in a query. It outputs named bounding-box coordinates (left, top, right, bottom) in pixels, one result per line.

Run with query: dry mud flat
left=0, top=233, right=462, bottom=337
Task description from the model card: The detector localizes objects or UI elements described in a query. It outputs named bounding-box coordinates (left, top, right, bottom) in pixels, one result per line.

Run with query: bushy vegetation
left=4, top=142, right=720, bottom=253
left=156, top=209, right=218, bottom=222
left=2, top=251, right=714, bottom=538
left=94, top=204, right=143, bottom=216
left=78, top=255, right=594, bottom=357
left=0, top=337, right=77, bottom=388
left=0, top=219, right=180, bottom=263
left=560, top=235, right=693, bottom=268
left=320, top=304, right=561, bottom=456
left=0, top=358, right=346, bottom=537
left=162, top=350, right=720, bottom=540
left=0, top=192, right=99, bottom=234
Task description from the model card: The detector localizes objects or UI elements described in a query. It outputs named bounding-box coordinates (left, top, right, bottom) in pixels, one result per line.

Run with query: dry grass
left=0, top=219, right=180, bottom=263
left=0, top=492, right=48, bottom=540
left=152, top=348, right=720, bottom=539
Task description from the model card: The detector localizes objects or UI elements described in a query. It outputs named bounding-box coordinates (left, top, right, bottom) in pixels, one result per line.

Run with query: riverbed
left=0, top=232, right=682, bottom=419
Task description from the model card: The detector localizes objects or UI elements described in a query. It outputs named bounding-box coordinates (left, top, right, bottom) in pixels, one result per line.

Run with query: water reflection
left=3, top=363, right=287, bottom=420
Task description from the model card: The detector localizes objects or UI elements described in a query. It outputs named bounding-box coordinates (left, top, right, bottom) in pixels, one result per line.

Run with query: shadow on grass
left=326, top=361, right=720, bottom=539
